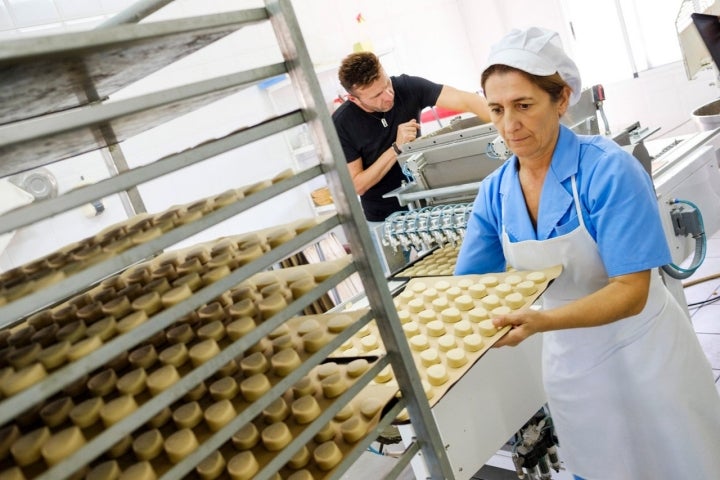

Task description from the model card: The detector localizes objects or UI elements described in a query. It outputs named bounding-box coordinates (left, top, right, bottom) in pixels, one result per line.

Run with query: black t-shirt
left=332, top=74, right=443, bottom=221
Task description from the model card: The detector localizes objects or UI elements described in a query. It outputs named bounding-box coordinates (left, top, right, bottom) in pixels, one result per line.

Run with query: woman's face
left=484, top=70, right=568, bottom=163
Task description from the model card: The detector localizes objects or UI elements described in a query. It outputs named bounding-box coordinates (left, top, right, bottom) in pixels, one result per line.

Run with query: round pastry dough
left=118, top=461, right=156, bottom=480
left=164, top=428, right=199, bottom=464
left=41, top=426, right=86, bottom=465
left=100, top=395, right=138, bottom=427
left=477, top=319, right=499, bottom=337
left=340, top=416, right=367, bottom=443
left=240, top=351, right=269, bottom=376
left=313, top=441, right=343, bottom=471
left=433, top=280, right=451, bottom=291
left=417, top=309, right=436, bottom=324
left=419, top=348, right=440, bottom=367
left=197, top=451, right=226, bottom=480
left=426, top=320, right=446, bottom=337
left=409, top=334, right=430, bottom=351
left=116, top=368, right=147, bottom=395
left=397, top=290, right=415, bottom=304
left=441, top=307, right=462, bottom=323
left=494, top=283, right=512, bottom=298
left=146, top=364, right=180, bottom=396
left=208, top=377, right=239, bottom=401
left=346, top=358, right=370, bottom=377
left=333, top=403, right=354, bottom=422
left=227, top=450, right=260, bottom=480
left=70, top=397, right=103, bottom=428
left=396, top=310, right=411, bottom=324
left=1, top=362, right=47, bottom=397
left=431, top=297, right=449, bottom=312
left=480, top=294, right=501, bottom=309
left=240, top=373, right=271, bottom=402
left=173, top=401, right=203, bottom=429
left=446, top=348, right=468, bottom=368
left=505, top=274, right=523, bottom=286
left=468, top=307, right=489, bottom=323
left=505, top=292, right=526, bottom=309
left=402, top=321, right=420, bottom=338
left=321, top=373, right=347, bottom=398
left=453, top=294, right=474, bottom=311
left=453, top=319, right=473, bottom=337
left=457, top=278, right=474, bottom=289
left=271, top=348, right=302, bottom=377
left=426, top=364, right=449, bottom=386
left=261, top=422, right=292, bottom=451
left=463, top=333, right=485, bottom=352
left=445, top=286, right=462, bottom=300
left=492, top=306, right=512, bottom=316
left=263, top=397, right=290, bottom=424
left=410, top=281, right=427, bottom=293
left=437, top=334, right=456, bottom=351
left=468, top=283, right=488, bottom=299
left=407, top=298, right=425, bottom=313
left=292, top=395, right=322, bottom=424
left=526, top=271, right=547, bottom=283
left=515, top=280, right=537, bottom=296
left=204, top=399, right=237, bottom=431
left=327, top=314, right=354, bottom=333
left=422, top=288, right=439, bottom=301
left=360, top=334, right=379, bottom=351
left=479, top=275, right=499, bottom=287
left=232, top=422, right=260, bottom=450
left=374, top=365, right=393, bottom=383
left=132, top=429, right=164, bottom=461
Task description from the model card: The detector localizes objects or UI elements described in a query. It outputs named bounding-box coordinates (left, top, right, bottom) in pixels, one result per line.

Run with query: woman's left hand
left=491, top=308, right=545, bottom=347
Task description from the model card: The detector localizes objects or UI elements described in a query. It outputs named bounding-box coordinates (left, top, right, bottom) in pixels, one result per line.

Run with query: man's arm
left=347, top=147, right=397, bottom=195
left=346, top=119, right=419, bottom=195
left=435, top=85, right=491, bottom=122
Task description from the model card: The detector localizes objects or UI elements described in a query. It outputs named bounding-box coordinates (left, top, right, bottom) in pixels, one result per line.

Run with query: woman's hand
left=491, top=308, right=545, bottom=347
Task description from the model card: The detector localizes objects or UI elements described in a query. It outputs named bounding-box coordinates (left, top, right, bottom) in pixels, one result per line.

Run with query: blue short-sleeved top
left=454, top=125, right=671, bottom=277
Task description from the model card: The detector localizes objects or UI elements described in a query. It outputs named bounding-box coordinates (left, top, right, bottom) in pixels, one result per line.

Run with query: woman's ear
left=558, top=86, right=571, bottom=117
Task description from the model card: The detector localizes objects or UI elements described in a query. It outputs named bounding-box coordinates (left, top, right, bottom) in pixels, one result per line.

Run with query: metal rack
left=0, top=0, right=454, bottom=478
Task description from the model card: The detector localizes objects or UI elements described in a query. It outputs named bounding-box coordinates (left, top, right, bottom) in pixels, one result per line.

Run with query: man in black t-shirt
left=332, top=51, right=491, bottom=222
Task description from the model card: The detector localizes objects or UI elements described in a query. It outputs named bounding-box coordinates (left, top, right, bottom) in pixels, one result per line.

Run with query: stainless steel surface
left=0, top=63, right=287, bottom=177
left=0, top=8, right=268, bottom=126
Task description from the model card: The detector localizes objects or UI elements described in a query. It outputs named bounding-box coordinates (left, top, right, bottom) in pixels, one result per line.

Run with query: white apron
left=501, top=176, right=720, bottom=480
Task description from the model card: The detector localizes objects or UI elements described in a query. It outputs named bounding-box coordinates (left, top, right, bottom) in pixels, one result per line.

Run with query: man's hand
left=396, top=119, right=419, bottom=145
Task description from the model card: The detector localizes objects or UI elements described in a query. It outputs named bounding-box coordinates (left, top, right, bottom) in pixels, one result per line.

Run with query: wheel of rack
left=0, top=1, right=454, bottom=479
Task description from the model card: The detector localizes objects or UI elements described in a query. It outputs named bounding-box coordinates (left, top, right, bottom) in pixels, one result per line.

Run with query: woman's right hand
left=491, top=308, right=545, bottom=347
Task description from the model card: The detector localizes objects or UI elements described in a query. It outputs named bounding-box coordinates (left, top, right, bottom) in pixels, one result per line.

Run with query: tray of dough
left=332, top=265, right=562, bottom=421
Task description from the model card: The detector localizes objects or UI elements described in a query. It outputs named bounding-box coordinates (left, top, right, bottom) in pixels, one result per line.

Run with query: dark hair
left=338, top=52, right=382, bottom=94
left=481, top=64, right=568, bottom=103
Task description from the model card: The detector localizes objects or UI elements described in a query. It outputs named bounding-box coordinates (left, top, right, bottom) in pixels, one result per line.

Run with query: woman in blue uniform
left=455, top=27, right=720, bottom=479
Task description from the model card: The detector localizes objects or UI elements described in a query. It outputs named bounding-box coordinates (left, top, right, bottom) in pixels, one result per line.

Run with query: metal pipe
left=98, top=0, right=175, bottom=27
left=396, top=181, right=481, bottom=203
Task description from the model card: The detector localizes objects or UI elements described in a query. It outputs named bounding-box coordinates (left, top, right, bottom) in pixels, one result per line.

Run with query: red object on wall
left=420, top=107, right=463, bottom=123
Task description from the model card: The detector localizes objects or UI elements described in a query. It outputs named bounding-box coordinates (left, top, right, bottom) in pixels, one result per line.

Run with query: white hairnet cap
left=485, top=27, right=582, bottom=105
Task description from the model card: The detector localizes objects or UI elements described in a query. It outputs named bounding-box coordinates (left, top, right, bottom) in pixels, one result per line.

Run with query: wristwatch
left=391, top=142, right=402, bottom=155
